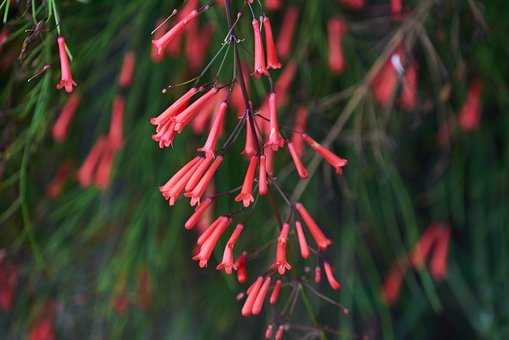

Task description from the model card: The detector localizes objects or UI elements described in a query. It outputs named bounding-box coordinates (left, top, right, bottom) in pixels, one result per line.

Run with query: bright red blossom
left=287, top=142, right=308, bottom=178
left=328, top=18, right=347, bottom=73
left=295, top=221, right=310, bottom=259
left=198, top=101, right=227, bottom=157
left=252, top=19, right=267, bottom=77
left=302, top=134, right=347, bottom=174
left=269, top=279, right=282, bottom=304
left=56, top=36, right=77, bottom=93
left=295, top=203, right=332, bottom=250
left=235, top=156, right=258, bottom=207
left=458, top=80, right=482, bottom=131
left=273, top=223, right=292, bottom=275
left=152, top=9, right=199, bottom=57
left=252, top=276, right=271, bottom=315
left=217, top=223, right=244, bottom=274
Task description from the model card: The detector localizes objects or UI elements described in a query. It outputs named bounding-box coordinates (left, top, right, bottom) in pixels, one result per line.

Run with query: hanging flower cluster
left=150, top=1, right=350, bottom=333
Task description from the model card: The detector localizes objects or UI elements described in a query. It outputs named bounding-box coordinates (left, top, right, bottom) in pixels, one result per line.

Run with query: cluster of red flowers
left=150, top=1, right=349, bottom=334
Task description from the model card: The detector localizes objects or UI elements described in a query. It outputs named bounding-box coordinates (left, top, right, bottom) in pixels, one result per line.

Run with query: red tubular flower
left=162, top=157, right=202, bottom=205
left=167, top=0, right=199, bottom=56
left=56, top=36, right=77, bottom=93
left=198, top=101, right=227, bottom=157
left=46, top=161, right=72, bottom=198
left=382, top=259, right=408, bottom=305
left=118, top=51, right=135, bottom=87
left=458, top=80, right=482, bottom=131
left=400, top=62, right=418, bottom=111
left=77, top=136, right=108, bottom=188
left=258, top=155, right=268, bottom=195
left=252, top=18, right=267, bottom=77
left=152, top=9, right=199, bottom=57
left=0, top=256, right=18, bottom=311
left=241, top=276, right=263, bottom=317
left=151, top=19, right=168, bottom=62
left=430, top=227, right=451, bottom=281
left=217, top=223, right=244, bottom=274
left=266, top=92, right=285, bottom=151
left=340, top=0, right=365, bottom=10
left=185, top=198, right=214, bottom=230
left=151, top=87, right=199, bottom=148
left=252, top=276, right=272, bottom=315
left=302, top=134, right=348, bottom=174
left=151, top=87, right=198, bottom=126
left=277, top=7, right=299, bottom=59
left=160, top=157, right=200, bottom=195
left=391, top=0, right=403, bottom=18
left=193, top=216, right=231, bottom=268
left=295, top=203, right=332, bottom=250
left=262, top=16, right=281, bottom=70
left=52, top=93, right=80, bottom=142
left=94, top=147, right=114, bottom=189
left=291, top=106, right=308, bottom=157
left=273, top=223, right=292, bottom=275
left=109, top=95, right=125, bottom=151
left=275, top=325, right=285, bottom=340
left=295, top=221, right=310, bottom=259
left=185, top=156, right=214, bottom=192
left=235, top=251, right=248, bottom=283
left=174, top=87, right=219, bottom=132
left=265, top=324, right=274, bottom=339
left=314, top=266, right=321, bottom=283
left=188, top=155, right=224, bottom=206
left=372, top=51, right=402, bottom=106
left=265, top=0, right=281, bottom=10
left=323, top=261, right=342, bottom=290
left=197, top=217, right=222, bottom=247
left=242, top=117, right=258, bottom=158
left=328, top=18, right=347, bottom=74
left=235, top=156, right=258, bottom=207
left=269, top=279, right=282, bottom=304
left=287, top=142, right=308, bottom=178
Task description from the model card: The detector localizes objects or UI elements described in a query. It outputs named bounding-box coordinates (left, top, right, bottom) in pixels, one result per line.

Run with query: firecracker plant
left=1, top=0, right=508, bottom=339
